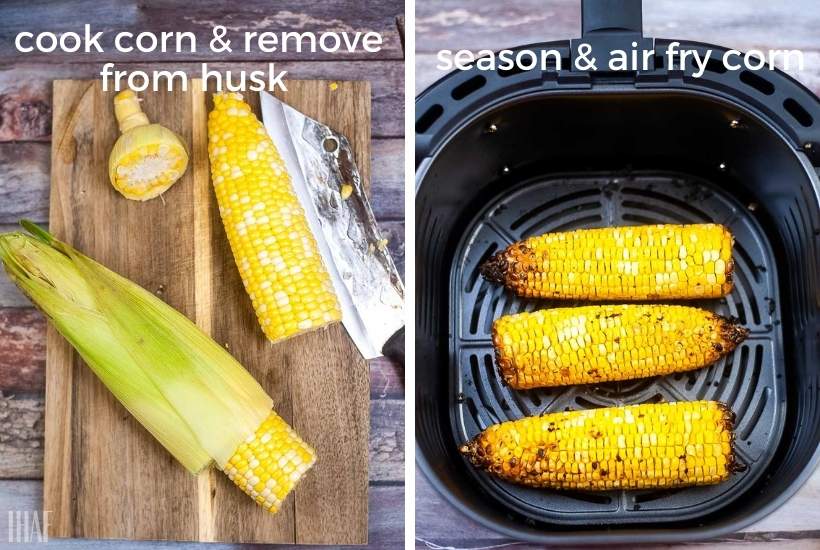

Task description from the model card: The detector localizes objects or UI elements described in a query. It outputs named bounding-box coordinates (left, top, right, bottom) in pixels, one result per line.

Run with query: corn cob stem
left=208, top=93, right=341, bottom=343
left=481, top=224, right=735, bottom=300
left=493, top=305, right=749, bottom=389
left=460, top=401, right=740, bottom=490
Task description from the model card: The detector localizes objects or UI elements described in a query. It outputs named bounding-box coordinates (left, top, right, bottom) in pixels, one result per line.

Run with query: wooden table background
left=416, top=1, right=820, bottom=548
left=0, top=2, right=405, bottom=548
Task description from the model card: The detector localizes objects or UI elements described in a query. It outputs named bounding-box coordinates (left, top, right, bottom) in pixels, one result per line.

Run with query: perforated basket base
left=449, top=172, right=787, bottom=525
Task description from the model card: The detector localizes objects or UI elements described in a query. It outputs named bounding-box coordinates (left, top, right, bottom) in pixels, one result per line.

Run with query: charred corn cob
left=0, top=223, right=314, bottom=514
left=493, top=305, right=748, bottom=389
left=481, top=224, right=734, bottom=300
left=460, top=401, right=738, bottom=490
left=208, top=93, right=341, bottom=342
left=108, top=89, right=189, bottom=200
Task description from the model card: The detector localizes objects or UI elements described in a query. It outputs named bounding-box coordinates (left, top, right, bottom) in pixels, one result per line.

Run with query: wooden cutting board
left=44, top=79, right=370, bottom=544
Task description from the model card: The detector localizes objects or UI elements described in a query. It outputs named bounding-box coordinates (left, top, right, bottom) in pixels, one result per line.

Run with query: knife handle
left=382, top=326, right=405, bottom=367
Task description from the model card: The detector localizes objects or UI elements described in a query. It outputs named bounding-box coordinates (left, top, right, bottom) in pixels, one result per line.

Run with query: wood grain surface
left=42, top=79, right=370, bottom=544
left=0, top=61, right=404, bottom=141
left=0, top=480, right=405, bottom=549
left=0, top=1, right=405, bottom=63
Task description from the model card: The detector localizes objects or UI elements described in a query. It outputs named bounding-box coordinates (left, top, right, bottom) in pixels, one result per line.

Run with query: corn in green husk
left=0, top=222, right=315, bottom=514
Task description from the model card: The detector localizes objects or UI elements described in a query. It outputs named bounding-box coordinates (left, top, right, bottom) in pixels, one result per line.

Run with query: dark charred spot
left=717, top=316, right=750, bottom=349
left=713, top=343, right=724, bottom=353
left=615, top=454, right=623, bottom=462
left=509, top=457, right=518, bottom=467
left=589, top=429, right=602, bottom=439
left=605, top=313, right=622, bottom=318
left=614, top=337, right=620, bottom=344
left=592, top=461, right=599, bottom=470
left=547, top=422, right=556, bottom=432
left=479, top=252, right=509, bottom=284
left=600, top=469, right=609, bottom=477
left=537, top=448, right=546, bottom=459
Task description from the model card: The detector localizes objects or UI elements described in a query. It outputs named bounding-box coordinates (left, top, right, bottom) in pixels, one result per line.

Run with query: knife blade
left=260, top=90, right=404, bottom=362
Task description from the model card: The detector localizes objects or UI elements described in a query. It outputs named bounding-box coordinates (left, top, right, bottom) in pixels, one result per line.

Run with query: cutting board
left=44, top=79, right=370, bottom=544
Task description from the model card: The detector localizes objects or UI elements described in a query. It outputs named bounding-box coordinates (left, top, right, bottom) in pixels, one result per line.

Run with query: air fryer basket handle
left=581, top=0, right=644, bottom=36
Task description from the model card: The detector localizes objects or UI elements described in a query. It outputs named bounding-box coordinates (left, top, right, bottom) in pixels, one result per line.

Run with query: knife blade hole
left=323, top=137, right=339, bottom=153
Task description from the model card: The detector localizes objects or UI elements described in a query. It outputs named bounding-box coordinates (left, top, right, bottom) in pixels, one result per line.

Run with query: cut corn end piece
left=109, top=89, right=190, bottom=201
left=221, top=410, right=316, bottom=514
left=207, top=93, right=342, bottom=342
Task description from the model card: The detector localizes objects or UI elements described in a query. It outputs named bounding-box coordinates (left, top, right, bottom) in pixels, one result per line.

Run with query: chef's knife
left=260, top=91, right=405, bottom=365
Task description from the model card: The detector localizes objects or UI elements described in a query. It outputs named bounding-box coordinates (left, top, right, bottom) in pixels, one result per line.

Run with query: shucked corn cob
left=493, top=305, right=748, bottom=389
left=208, top=93, right=341, bottom=342
left=481, top=224, right=735, bottom=300
left=461, top=401, right=739, bottom=490
left=0, top=224, right=314, bottom=514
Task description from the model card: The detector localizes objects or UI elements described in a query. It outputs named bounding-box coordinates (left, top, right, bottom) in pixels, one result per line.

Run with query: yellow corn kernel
left=493, top=305, right=748, bottom=389
left=221, top=410, right=316, bottom=514
left=208, top=93, right=341, bottom=342
left=481, top=224, right=735, bottom=300
left=460, top=401, right=738, bottom=490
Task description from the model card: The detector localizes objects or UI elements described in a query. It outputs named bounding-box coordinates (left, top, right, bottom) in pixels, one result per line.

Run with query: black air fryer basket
left=415, top=0, right=820, bottom=543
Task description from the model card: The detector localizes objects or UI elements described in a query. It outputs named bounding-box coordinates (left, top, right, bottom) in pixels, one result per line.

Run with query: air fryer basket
left=416, top=1, right=820, bottom=544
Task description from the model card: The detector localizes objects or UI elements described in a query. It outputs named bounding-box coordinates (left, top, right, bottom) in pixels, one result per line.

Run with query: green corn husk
left=0, top=221, right=272, bottom=472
